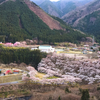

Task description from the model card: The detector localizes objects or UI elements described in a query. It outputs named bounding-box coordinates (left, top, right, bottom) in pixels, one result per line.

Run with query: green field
left=57, top=50, right=82, bottom=54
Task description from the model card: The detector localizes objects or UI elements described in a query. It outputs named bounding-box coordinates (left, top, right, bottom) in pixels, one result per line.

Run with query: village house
left=38, top=45, right=55, bottom=53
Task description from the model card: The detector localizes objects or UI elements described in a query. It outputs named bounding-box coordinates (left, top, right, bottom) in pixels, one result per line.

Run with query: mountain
left=53, top=1, right=76, bottom=17
left=30, top=0, right=45, bottom=5
left=62, top=0, right=100, bottom=43
left=31, top=0, right=93, bottom=17
left=57, top=0, right=94, bottom=17
left=32, top=0, right=62, bottom=17
left=39, top=0, right=61, bottom=17
left=0, top=0, right=86, bottom=44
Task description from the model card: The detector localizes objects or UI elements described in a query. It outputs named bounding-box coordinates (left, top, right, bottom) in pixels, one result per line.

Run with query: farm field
left=0, top=45, right=100, bottom=100
left=0, top=74, right=22, bottom=83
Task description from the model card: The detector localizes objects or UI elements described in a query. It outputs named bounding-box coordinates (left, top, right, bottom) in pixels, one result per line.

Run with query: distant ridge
left=31, top=0, right=93, bottom=17
left=62, top=0, right=100, bottom=43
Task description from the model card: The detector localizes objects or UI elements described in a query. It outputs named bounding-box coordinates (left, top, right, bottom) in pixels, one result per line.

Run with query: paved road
left=0, top=81, right=21, bottom=86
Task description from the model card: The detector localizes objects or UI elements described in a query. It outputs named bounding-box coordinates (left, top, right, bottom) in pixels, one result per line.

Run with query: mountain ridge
left=62, top=0, right=100, bottom=26
left=40, top=0, right=61, bottom=17
left=0, top=0, right=86, bottom=44
left=31, top=0, right=93, bottom=17
left=62, top=0, right=100, bottom=43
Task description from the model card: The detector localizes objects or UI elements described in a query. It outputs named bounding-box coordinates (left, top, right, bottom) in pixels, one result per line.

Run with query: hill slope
left=53, top=1, right=76, bottom=17
left=75, top=10, right=100, bottom=43
left=24, top=0, right=63, bottom=30
left=62, top=0, right=99, bottom=26
left=0, top=0, right=86, bottom=43
left=62, top=0, right=100, bottom=43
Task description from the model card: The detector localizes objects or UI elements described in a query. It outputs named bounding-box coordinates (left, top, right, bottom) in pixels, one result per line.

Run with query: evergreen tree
left=81, top=89, right=90, bottom=100
left=58, top=96, right=61, bottom=100
left=0, top=46, right=47, bottom=69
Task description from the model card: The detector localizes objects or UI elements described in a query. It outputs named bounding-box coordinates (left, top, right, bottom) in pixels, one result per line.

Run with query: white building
left=39, top=45, right=55, bottom=53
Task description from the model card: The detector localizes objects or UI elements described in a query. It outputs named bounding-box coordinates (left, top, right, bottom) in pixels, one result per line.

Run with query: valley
left=0, top=0, right=100, bottom=100
left=0, top=41, right=100, bottom=99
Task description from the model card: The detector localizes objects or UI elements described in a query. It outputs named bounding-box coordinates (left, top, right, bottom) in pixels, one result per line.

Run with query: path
left=0, top=81, right=21, bottom=86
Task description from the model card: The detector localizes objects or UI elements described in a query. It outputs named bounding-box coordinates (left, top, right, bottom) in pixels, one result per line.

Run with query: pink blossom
left=4, top=43, right=13, bottom=47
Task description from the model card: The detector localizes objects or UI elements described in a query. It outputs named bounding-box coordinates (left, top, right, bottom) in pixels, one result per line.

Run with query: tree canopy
left=0, top=0, right=86, bottom=44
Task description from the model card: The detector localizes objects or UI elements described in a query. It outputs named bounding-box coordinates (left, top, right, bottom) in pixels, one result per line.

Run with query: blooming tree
left=37, top=53, right=100, bottom=84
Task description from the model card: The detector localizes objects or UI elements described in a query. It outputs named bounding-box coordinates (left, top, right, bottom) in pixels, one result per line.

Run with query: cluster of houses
left=0, top=41, right=100, bottom=54
left=31, top=43, right=100, bottom=54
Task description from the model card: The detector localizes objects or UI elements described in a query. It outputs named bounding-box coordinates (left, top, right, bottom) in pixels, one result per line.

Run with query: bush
left=79, top=88, right=83, bottom=93
left=97, top=86, right=100, bottom=91
left=81, top=89, right=90, bottom=100
left=48, top=96, right=52, bottom=100
left=65, top=87, right=71, bottom=93
left=99, top=47, right=100, bottom=51
left=58, top=96, right=61, bottom=100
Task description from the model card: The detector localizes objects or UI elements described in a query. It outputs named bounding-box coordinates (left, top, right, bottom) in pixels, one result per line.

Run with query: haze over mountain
left=31, top=0, right=93, bottom=17
left=0, top=0, right=86, bottom=44
left=62, top=0, right=100, bottom=43
left=31, top=0, right=100, bottom=43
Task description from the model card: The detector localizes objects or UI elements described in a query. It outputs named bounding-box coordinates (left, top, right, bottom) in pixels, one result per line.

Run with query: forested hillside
left=62, top=0, right=100, bottom=26
left=62, top=0, right=100, bottom=43
left=0, top=0, right=86, bottom=44
left=75, top=10, right=100, bottom=43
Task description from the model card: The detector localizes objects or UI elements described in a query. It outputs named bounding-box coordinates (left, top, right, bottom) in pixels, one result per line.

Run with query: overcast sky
left=50, top=0, right=60, bottom=1
left=49, top=0, right=88, bottom=1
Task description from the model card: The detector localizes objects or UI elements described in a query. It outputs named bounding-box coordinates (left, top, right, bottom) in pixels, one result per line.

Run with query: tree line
left=0, top=45, right=47, bottom=69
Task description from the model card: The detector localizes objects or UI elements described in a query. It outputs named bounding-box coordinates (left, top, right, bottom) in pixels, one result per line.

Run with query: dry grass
left=0, top=80, right=100, bottom=100
left=30, top=85, right=81, bottom=100
left=60, top=50, right=82, bottom=54
left=29, top=83, right=100, bottom=100
left=35, top=73, right=59, bottom=79
left=0, top=74, right=22, bottom=83
left=35, top=72, right=45, bottom=79
left=47, top=76, right=59, bottom=79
